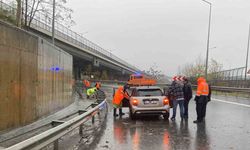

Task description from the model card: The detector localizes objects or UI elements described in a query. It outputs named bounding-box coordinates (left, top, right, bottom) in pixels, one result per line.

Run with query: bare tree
left=180, top=57, right=223, bottom=81
left=207, top=58, right=223, bottom=80
left=209, top=58, right=223, bottom=74
left=26, top=0, right=41, bottom=26
left=24, top=0, right=75, bottom=27
left=16, top=0, right=22, bottom=27
left=181, top=57, right=205, bottom=77
left=144, top=63, right=162, bottom=80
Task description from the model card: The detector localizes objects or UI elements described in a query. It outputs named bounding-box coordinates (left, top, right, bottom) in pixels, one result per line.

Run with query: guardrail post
left=51, top=121, right=65, bottom=150
left=92, top=115, right=95, bottom=124
left=91, top=103, right=98, bottom=124
left=54, top=140, right=59, bottom=150
left=78, top=110, right=87, bottom=135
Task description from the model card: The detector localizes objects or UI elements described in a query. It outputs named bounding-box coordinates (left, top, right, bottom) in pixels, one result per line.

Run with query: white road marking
left=212, top=98, right=250, bottom=108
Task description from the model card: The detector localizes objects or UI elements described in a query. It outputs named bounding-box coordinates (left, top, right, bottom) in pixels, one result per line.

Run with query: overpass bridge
left=1, top=1, right=140, bottom=80
left=28, top=18, right=139, bottom=79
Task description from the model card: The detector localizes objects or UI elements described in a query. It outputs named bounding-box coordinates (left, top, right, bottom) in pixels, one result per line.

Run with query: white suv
left=129, top=86, right=170, bottom=120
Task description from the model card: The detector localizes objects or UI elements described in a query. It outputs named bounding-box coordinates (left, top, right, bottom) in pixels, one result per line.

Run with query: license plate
left=144, top=100, right=157, bottom=104
left=151, top=101, right=157, bottom=104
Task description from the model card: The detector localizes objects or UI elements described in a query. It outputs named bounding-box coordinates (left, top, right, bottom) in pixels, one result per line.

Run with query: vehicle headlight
left=131, top=98, right=139, bottom=106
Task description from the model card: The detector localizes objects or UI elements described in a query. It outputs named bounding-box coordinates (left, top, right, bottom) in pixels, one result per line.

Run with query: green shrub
left=0, top=9, right=16, bottom=25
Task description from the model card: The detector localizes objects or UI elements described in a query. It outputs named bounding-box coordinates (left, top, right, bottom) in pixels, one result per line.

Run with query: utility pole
left=245, top=24, right=250, bottom=80
left=25, top=0, right=28, bottom=26
left=202, top=0, right=212, bottom=79
left=52, top=0, right=56, bottom=45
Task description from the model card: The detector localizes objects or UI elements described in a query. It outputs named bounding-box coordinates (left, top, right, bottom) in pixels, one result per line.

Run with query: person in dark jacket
left=183, top=77, right=193, bottom=119
left=167, top=80, right=185, bottom=121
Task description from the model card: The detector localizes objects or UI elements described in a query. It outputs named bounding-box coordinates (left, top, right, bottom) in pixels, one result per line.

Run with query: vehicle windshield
left=137, top=89, right=163, bottom=97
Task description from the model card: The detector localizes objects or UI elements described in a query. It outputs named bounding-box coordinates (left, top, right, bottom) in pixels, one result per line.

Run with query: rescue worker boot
left=193, top=120, right=203, bottom=123
left=119, top=108, right=125, bottom=116
left=113, top=108, right=119, bottom=117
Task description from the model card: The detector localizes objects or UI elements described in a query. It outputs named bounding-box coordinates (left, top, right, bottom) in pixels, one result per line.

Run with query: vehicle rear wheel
left=163, top=112, right=169, bottom=120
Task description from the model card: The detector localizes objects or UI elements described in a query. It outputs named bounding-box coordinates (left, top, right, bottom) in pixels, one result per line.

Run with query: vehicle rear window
left=137, top=89, right=163, bottom=97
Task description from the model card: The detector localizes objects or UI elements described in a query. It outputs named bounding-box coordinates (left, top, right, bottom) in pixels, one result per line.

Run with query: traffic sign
left=172, top=76, right=185, bottom=81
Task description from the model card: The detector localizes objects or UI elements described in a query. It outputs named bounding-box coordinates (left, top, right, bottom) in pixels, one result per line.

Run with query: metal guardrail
left=3, top=100, right=108, bottom=150
left=0, top=0, right=139, bottom=73
left=209, top=86, right=250, bottom=93
left=92, top=80, right=250, bottom=94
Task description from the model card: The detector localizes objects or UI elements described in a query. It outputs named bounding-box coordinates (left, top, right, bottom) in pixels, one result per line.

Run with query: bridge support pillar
left=93, top=57, right=100, bottom=67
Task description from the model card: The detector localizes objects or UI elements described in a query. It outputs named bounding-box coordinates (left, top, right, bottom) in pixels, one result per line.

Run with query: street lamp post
left=52, top=0, right=56, bottom=45
left=244, top=24, right=250, bottom=80
left=202, top=0, right=212, bottom=79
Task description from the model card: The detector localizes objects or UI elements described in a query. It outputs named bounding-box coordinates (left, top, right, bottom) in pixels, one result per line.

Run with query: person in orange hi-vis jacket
left=193, top=77, right=209, bottom=123
left=112, top=85, right=130, bottom=117
left=83, top=79, right=91, bottom=89
left=95, top=82, right=101, bottom=89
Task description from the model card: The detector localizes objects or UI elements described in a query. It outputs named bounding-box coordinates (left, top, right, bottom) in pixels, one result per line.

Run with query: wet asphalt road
left=89, top=87, right=250, bottom=150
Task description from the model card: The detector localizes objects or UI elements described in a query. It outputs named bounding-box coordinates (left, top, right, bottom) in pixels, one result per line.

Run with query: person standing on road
left=167, top=80, right=185, bottom=121
left=86, top=87, right=97, bottom=99
left=83, top=79, right=91, bottom=89
left=193, top=77, right=209, bottom=123
left=183, top=77, right=193, bottom=119
left=112, top=85, right=130, bottom=117
left=95, top=82, right=101, bottom=89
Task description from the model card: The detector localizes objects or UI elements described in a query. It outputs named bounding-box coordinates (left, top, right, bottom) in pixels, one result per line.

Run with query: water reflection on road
left=92, top=108, right=211, bottom=150
left=91, top=88, right=250, bottom=150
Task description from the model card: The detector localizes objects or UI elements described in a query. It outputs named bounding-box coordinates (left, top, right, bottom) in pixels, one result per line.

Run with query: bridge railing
left=0, top=0, right=139, bottom=72
left=3, top=100, right=108, bottom=150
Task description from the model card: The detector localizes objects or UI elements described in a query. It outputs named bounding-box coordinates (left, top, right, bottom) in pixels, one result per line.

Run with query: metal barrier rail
left=91, top=80, right=250, bottom=94
left=3, top=100, right=108, bottom=150
left=0, top=0, right=139, bottom=72
left=208, top=86, right=250, bottom=93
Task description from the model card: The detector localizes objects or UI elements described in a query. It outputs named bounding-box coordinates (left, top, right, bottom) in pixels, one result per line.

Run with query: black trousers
left=113, top=108, right=123, bottom=116
left=196, top=97, right=208, bottom=121
left=202, top=102, right=207, bottom=118
left=184, top=100, right=189, bottom=118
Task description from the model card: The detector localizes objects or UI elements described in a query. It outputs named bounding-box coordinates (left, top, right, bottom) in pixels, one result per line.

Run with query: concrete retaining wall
left=0, top=21, right=73, bottom=131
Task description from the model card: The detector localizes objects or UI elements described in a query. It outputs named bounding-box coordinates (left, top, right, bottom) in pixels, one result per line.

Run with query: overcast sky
left=66, top=0, right=250, bottom=76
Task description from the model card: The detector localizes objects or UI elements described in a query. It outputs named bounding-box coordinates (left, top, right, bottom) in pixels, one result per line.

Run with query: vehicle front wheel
left=163, top=112, right=170, bottom=120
